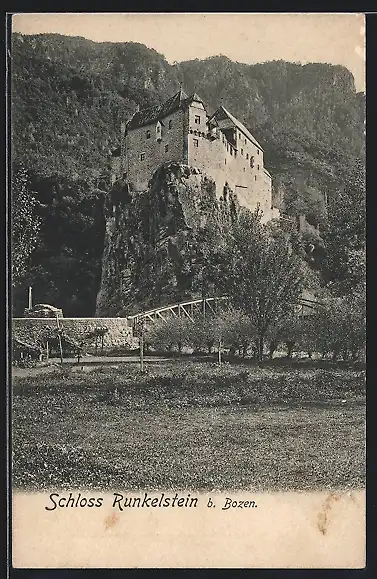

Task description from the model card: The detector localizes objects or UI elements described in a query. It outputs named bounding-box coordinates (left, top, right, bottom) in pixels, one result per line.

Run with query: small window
left=156, top=125, right=161, bottom=133
left=243, top=167, right=246, bottom=172
left=194, top=115, right=201, bottom=124
left=250, top=156, right=254, bottom=168
left=165, top=144, right=169, bottom=153
left=168, top=120, right=172, bottom=129
left=241, top=148, right=244, bottom=155
left=255, top=175, right=257, bottom=181
left=257, top=149, right=260, bottom=155
left=257, top=164, right=260, bottom=170
left=230, top=147, right=233, bottom=156
left=244, top=138, right=247, bottom=145
left=246, top=153, right=249, bottom=160
left=146, top=130, right=151, bottom=139
left=140, top=153, right=145, bottom=161
left=193, top=138, right=199, bottom=148
left=224, top=158, right=226, bottom=165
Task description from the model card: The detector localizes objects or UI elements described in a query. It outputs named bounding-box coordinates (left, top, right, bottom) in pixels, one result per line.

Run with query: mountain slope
left=11, top=33, right=365, bottom=316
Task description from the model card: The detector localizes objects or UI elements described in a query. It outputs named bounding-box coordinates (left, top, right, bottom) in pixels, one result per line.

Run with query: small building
left=13, top=338, right=43, bottom=361
left=111, top=90, right=279, bottom=223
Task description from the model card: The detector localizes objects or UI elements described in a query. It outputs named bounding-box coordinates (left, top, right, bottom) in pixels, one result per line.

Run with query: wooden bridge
left=127, top=295, right=324, bottom=333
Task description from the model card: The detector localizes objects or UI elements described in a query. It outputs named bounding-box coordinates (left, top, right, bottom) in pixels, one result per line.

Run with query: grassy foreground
left=12, top=361, right=365, bottom=492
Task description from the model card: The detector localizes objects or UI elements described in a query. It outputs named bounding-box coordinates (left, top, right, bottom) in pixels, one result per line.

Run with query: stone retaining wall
left=12, top=318, right=138, bottom=350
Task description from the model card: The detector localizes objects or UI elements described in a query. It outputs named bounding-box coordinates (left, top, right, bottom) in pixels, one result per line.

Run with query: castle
left=111, top=90, right=280, bottom=223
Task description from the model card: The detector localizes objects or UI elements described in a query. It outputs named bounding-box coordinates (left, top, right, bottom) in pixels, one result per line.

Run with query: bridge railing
left=127, top=295, right=325, bottom=335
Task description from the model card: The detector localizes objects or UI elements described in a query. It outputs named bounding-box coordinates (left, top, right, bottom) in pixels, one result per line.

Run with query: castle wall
left=125, top=108, right=185, bottom=191
left=121, top=100, right=274, bottom=222
left=187, top=113, right=273, bottom=222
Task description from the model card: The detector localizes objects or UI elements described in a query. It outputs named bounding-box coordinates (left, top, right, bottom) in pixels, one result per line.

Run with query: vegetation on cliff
left=11, top=33, right=365, bottom=316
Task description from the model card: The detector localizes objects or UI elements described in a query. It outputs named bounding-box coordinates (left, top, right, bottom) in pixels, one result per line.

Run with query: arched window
left=168, top=120, right=173, bottom=129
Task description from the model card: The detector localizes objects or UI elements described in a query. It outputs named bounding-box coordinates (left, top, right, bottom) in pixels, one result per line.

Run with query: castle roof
left=127, top=90, right=204, bottom=130
left=264, top=168, right=272, bottom=178
left=210, top=105, right=264, bottom=152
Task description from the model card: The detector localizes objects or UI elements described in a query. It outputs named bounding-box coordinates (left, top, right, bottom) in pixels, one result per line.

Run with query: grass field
left=12, top=360, right=366, bottom=492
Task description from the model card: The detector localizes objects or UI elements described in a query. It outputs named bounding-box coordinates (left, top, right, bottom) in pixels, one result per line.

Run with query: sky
left=12, top=12, right=366, bottom=92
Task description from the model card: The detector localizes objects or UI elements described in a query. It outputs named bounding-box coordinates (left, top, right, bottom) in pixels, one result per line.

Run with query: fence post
left=55, top=313, right=63, bottom=366
left=139, top=318, right=145, bottom=373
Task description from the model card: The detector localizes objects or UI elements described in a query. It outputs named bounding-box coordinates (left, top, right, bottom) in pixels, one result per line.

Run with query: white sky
left=12, top=13, right=366, bottom=92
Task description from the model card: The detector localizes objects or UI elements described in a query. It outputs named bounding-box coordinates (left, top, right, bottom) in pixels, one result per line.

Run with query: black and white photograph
left=9, top=12, right=366, bottom=568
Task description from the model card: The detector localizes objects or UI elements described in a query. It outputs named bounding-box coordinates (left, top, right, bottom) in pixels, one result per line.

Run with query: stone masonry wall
left=125, top=108, right=185, bottom=191
left=13, top=318, right=138, bottom=350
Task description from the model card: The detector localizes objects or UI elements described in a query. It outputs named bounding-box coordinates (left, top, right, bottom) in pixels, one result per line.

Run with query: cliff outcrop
left=96, top=162, right=239, bottom=317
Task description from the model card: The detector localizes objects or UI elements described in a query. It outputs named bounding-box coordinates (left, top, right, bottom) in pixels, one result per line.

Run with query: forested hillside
left=11, top=33, right=365, bottom=316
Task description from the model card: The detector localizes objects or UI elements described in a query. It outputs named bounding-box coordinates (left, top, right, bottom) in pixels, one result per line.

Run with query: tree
left=307, top=289, right=365, bottom=361
left=145, top=317, right=194, bottom=353
left=11, top=165, right=41, bottom=287
left=212, top=210, right=304, bottom=360
left=321, top=164, right=365, bottom=295
left=278, top=312, right=304, bottom=359
left=220, top=309, right=256, bottom=358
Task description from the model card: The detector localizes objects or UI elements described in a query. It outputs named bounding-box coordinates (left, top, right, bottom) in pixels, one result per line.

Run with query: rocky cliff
left=96, top=163, right=239, bottom=317
left=12, top=33, right=365, bottom=316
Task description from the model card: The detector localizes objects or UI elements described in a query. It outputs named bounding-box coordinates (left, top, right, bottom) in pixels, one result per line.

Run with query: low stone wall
left=12, top=318, right=139, bottom=350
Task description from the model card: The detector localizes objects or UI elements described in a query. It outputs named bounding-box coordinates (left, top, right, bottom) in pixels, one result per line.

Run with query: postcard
left=9, top=12, right=366, bottom=569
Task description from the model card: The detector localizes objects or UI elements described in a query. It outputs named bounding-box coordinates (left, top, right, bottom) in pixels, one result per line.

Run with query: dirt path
left=12, top=355, right=171, bottom=378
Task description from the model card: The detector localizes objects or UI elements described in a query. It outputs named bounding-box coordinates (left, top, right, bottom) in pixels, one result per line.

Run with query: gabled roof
left=127, top=90, right=205, bottom=131
left=210, top=105, right=263, bottom=151
left=263, top=167, right=272, bottom=177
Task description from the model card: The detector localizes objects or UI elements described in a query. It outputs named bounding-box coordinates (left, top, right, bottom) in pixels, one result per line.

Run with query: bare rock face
left=95, top=162, right=239, bottom=317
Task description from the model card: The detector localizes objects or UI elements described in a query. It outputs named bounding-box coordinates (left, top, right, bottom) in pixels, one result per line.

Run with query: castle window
left=257, top=149, right=260, bottom=155
left=241, top=148, right=244, bottom=155
left=146, top=130, right=151, bottom=139
left=230, top=147, right=233, bottom=156
left=243, top=167, right=246, bottom=172
left=244, top=138, right=247, bottom=145
left=255, top=175, right=257, bottom=181
left=156, top=125, right=161, bottom=133
left=224, top=158, right=226, bottom=165
left=257, top=164, right=260, bottom=170
left=165, top=144, right=169, bottom=153
left=140, top=152, right=145, bottom=161
left=194, top=115, right=201, bottom=124
left=246, top=153, right=249, bottom=159
left=193, top=138, right=199, bottom=148
left=168, top=120, right=173, bottom=129
left=250, top=156, right=255, bottom=168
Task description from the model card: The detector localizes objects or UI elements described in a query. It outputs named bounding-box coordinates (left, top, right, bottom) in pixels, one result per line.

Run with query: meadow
left=12, top=360, right=366, bottom=492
